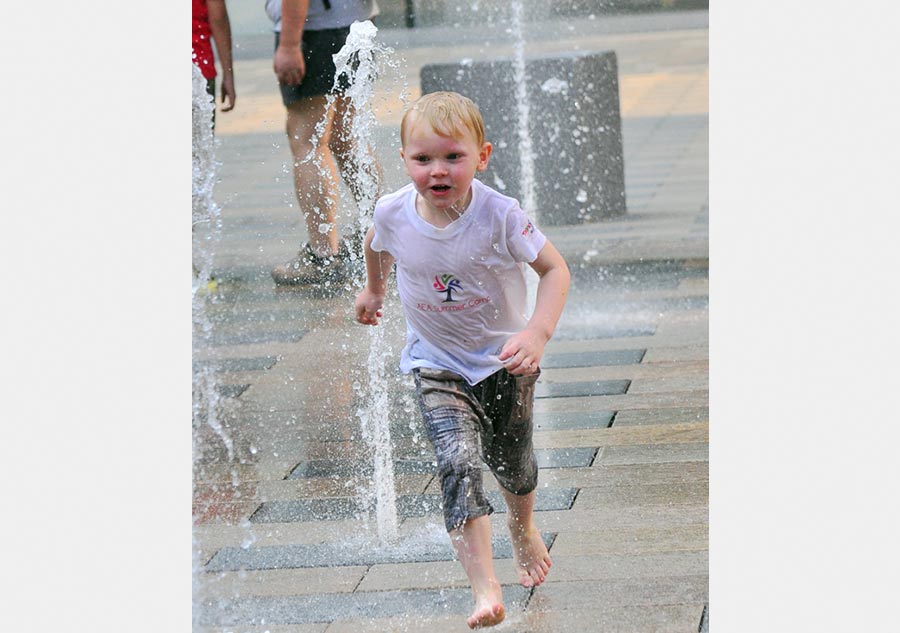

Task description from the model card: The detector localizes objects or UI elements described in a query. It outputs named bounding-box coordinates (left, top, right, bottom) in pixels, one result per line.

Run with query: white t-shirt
left=371, top=179, right=547, bottom=385
left=265, top=0, right=379, bottom=32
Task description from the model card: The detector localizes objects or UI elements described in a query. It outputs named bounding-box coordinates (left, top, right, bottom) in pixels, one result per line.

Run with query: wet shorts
left=413, top=367, right=540, bottom=532
left=275, top=28, right=354, bottom=106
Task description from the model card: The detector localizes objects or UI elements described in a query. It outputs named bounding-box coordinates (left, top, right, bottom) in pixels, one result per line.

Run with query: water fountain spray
left=331, top=21, right=401, bottom=543
left=192, top=64, right=232, bottom=464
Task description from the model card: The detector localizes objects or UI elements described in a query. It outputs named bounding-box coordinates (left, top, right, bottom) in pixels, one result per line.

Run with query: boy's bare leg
left=449, top=515, right=505, bottom=629
left=500, top=489, right=552, bottom=588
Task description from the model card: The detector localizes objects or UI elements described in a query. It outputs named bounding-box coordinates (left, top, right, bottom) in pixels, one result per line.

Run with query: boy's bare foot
left=510, top=524, right=552, bottom=588
left=467, top=600, right=505, bottom=629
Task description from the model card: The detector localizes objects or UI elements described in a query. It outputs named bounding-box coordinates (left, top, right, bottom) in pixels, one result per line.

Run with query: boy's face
left=400, top=120, right=492, bottom=211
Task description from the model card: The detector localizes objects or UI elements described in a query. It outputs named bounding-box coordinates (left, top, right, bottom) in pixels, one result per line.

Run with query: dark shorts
left=275, top=28, right=354, bottom=106
left=413, top=367, right=540, bottom=532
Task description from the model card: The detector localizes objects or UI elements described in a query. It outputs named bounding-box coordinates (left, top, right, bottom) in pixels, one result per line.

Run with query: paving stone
left=552, top=325, right=656, bottom=341
left=245, top=487, right=577, bottom=527
left=194, top=356, right=279, bottom=373
left=528, top=574, right=708, bottom=611
left=540, top=349, right=645, bottom=368
left=397, top=488, right=579, bottom=519
left=536, top=447, right=598, bottom=468
left=515, top=603, right=707, bottom=633
left=196, top=625, right=328, bottom=633
left=535, top=379, right=630, bottom=399
left=196, top=585, right=533, bottom=627
left=533, top=421, right=707, bottom=450
left=216, top=384, right=249, bottom=399
left=612, top=407, right=708, bottom=426
left=598, top=442, right=709, bottom=465
left=198, top=567, right=368, bottom=598
left=249, top=497, right=362, bottom=523
left=550, top=524, right=708, bottom=557
left=285, top=448, right=594, bottom=480
left=533, top=410, right=615, bottom=431
left=544, top=551, right=708, bottom=582
left=205, top=532, right=556, bottom=572
left=211, top=328, right=308, bottom=346
left=626, top=372, right=707, bottom=395
left=575, top=481, right=708, bottom=509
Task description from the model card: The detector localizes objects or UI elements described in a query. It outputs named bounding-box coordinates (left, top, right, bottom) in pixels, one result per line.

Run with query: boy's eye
left=447, top=153, right=460, bottom=160
left=414, top=156, right=430, bottom=163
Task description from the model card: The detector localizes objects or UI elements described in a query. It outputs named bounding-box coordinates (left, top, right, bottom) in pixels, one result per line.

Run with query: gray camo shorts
left=413, top=366, right=540, bottom=532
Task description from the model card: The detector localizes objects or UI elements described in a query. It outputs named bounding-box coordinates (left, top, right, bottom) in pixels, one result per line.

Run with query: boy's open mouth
left=431, top=185, right=451, bottom=192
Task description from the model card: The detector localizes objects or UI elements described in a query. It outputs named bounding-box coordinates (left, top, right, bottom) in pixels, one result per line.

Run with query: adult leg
left=329, top=94, right=384, bottom=254
left=286, top=94, right=340, bottom=257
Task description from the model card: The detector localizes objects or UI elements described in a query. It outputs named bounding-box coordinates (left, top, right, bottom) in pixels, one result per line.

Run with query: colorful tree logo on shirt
left=433, top=274, right=463, bottom=303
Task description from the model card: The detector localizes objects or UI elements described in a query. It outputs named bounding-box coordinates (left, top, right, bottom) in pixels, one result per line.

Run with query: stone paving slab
left=540, top=348, right=646, bottom=368
left=206, top=532, right=554, bottom=573
left=536, top=503, right=707, bottom=531
left=533, top=410, right=615, bottom=430
left=511, top=603, right=708, bottom=633
left=199, top=566, right=368, bottom=599
left=196, top=585, right=534, bottom=627
left=539, top=358, right=707, bottom=384
left=528, top=461, right=708, bottom=492
left=245, top=487, right=577, bottom=524
left=284, top=447, right=597, bottom=479
left=612, top=406, right=708, bottom=426
left=318, top=602, right=707, bottom=633
left=598, top=442, right=709, bottom=465
left=533, top=390, right=709, bottom=414
left=530, top=574, right=707, bottom=611
left=575, top=481, right=708, bottom=509
left=193, top=473, right=434, bottom=502
left=532, top=421, right=708, bottom=449
left=194, top=356, right=279, bottom=373
left=542, top=550, right=708, bottom=583
left=535, top=379, right=631, bottom=398
left=550, top=524, right=708, bottom=556
left=197, top=625, right=327, bottom=633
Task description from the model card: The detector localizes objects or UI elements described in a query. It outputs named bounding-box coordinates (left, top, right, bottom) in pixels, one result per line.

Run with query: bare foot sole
left=467, top=602, right=505, bottom=629
left=511, top=526, right=552, bottom=588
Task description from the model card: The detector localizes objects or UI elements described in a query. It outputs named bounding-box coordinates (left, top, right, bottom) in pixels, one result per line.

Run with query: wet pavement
left=194, top=9, right=708, bottom=632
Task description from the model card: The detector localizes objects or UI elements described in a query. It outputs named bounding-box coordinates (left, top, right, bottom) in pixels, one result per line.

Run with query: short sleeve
left=369, top=202, right=391, bottom=254
left=505, top=204, right=547, bottom=263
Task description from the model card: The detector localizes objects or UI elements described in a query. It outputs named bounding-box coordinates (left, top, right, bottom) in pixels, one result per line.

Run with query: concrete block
left=421, top=50, right=626, bottom=225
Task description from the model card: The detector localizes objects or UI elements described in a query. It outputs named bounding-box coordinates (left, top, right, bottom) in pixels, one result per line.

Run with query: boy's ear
left=477, top=142, right=493, bottom=171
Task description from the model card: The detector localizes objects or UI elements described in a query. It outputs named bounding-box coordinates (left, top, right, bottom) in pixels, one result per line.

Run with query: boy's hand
left=499, top=328, right=547, bottom=375
left=355, top=289, right=384, bottom=326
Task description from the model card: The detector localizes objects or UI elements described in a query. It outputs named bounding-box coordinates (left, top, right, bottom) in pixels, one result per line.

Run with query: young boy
left=354, top=91, right=570, bottom=629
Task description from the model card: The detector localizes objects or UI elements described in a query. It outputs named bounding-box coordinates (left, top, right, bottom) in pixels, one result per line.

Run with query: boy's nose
left=430, top=161, right=448, bottom=176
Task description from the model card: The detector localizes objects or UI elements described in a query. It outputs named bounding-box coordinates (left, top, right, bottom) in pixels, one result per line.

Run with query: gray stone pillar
left=421, top=51, right=626, bottom=225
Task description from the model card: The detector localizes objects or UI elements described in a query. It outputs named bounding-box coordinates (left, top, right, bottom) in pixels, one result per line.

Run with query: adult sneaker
left=271, top=243, right=347, bottom=286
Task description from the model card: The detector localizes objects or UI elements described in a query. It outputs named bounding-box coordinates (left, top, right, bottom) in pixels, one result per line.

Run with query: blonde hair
left=400, top=91, right=486, bottom=148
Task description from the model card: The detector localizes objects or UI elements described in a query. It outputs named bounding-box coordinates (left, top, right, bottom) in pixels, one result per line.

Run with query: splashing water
left=511, top=1, right=537, bottom=221
left=192, top=64, right=232, bottom=464
left=331, top=21, right=402, bottom=543
left=510, top=1, right=541, bottom=311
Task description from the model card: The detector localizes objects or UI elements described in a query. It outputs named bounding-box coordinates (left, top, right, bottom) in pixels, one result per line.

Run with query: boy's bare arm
left=355, top=226, right=395, bottom=325
left=499, top=241, right=570, bottom=374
